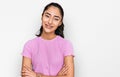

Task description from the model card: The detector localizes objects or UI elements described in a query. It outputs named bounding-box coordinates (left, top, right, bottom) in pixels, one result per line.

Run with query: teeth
left=46, top=24, right=52, bottom=29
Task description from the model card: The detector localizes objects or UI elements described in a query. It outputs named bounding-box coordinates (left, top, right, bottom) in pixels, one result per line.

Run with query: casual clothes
left=22, top=35, right=74, bottom=76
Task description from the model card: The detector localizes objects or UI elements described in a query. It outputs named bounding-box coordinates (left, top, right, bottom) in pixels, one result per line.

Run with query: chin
left=44, top=28, right=54, bottom=33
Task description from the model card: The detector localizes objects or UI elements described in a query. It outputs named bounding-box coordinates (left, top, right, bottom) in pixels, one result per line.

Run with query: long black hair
left=36, top=2, right=64, bottom=38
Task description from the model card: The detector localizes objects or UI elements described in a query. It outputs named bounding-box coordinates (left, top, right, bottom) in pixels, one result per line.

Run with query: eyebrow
left=45, top=12, right=60, bottom=19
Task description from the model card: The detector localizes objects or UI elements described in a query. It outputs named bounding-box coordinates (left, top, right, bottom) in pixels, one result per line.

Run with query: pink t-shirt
left=22, top=35, right=74, bottom=76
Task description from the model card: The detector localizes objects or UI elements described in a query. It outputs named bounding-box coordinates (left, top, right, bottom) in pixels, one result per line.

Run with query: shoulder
left=57, top=35, right=73, bottom=45
left=23, top=37, right=38, bottom=47
left=57, top=36, right=74, bottom=57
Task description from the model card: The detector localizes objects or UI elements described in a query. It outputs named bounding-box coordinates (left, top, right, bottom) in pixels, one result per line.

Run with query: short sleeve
left=21, top=40, right=32, bottom=58
left=63, top=40, right=74, bottom=57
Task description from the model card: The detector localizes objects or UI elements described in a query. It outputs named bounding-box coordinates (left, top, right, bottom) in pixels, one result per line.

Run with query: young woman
left=21, top=2, right=74, bottom=77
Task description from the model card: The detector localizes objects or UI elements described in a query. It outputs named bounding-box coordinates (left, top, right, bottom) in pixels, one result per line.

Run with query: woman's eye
left=54, top=18, right=59, bottom=21
left=45, top=15, right=49, bottom=18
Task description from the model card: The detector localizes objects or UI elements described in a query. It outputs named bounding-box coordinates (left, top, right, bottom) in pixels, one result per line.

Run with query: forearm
left=42, top=75, right=67, bottom=77
left=37, top=56, right=74, bottom=77
left=37, top=74, right=68, bottom=77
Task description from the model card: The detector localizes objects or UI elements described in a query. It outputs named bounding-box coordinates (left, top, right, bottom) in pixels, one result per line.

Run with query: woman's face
left=42, top=6, right=62, bottom=34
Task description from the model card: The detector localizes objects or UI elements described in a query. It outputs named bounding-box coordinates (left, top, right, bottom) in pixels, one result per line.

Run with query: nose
left=48, top=18, right=53, bottom=24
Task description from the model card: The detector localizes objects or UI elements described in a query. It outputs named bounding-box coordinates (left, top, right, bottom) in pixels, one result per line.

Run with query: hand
left=21, top=65, right=37, bottom=77
left=57, top=64, right=69, bottom=76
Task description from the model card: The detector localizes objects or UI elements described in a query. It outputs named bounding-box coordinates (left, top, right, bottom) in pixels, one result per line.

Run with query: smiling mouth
left=45, top=24, right=53, bottom=29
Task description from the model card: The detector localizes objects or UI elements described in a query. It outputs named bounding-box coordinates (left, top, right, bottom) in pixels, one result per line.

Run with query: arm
left=63, top=55, right=74, bottom=77
left=22, top=56, right=74, bottom=77
left=21, top=56, right=37, bottom=77
left=39, top=55, right=74, bottom=77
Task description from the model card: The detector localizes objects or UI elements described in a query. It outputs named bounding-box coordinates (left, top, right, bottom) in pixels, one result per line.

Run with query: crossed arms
left=21, top=56, right=74, bottom=77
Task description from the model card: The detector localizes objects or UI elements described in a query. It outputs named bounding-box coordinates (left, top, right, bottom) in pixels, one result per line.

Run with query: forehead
left=44, top=6, right=61, bottom=17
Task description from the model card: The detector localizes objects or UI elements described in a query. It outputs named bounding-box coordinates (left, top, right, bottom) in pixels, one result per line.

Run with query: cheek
left=42, top=17, right=49, bottom=23
left=53, top=23, right=60, bottom=29
left=53, top=21, right=61, bottom=26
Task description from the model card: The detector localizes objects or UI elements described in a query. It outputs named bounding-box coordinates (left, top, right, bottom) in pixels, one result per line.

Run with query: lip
left=45, top=24, right=53, bottom=29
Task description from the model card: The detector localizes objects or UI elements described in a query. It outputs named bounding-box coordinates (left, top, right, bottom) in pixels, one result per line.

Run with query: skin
left=21, top=6, right=74, bottom=77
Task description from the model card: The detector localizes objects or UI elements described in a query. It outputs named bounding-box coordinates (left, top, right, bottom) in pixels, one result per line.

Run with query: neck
left=41, top=31, right=57, bottom=40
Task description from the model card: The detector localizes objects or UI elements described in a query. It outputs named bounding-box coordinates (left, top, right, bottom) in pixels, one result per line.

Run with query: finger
left=22, top=67, right=28, bottom=72
left=22, top=66, right=28, bottom=72
left=57, top=65, right=69, bottom=76
left=21, top=70, right=26, bottom=73
left=61, top=65, right=69, bottom=75
left=23, top=65, right=28, bottom=71
left=23, top=68, right=36, bottom=76
left=61, top=65, right=68, bottom=72
left=59, top=65, right=67, bottom=73
left=23, top=65, right=32, bottom=72
left=21, top=72, right=30, bottom=76
left=22, top=68, right=31, bottom=74
left=25, top=65, right=32, bottom=71
left=61, top=64, right=67, bottom=71
left=62, top=69, right=68, bottom=76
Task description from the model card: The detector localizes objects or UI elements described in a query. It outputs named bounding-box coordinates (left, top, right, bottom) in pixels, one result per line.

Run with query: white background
left=0, top=0, right=120, bottom=77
